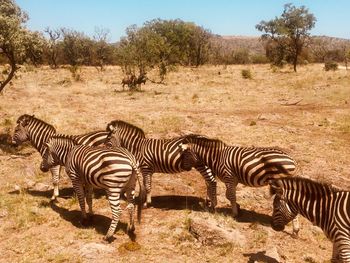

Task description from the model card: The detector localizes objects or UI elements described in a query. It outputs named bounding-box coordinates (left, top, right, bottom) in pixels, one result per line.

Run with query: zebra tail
left=135, top=166, right=146, bottom=224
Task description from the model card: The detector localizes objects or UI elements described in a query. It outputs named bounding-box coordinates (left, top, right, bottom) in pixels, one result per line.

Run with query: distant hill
left=212, top=35, right=350, bottom=55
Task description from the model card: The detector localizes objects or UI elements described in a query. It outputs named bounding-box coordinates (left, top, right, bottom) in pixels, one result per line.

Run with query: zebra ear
left=179, top=143, right=188, bottom=150
left=22, top=115, right=32, bottom=126
left=108, top=124, right=116, bottom=132
left=44, top=142, right=51, bottom=149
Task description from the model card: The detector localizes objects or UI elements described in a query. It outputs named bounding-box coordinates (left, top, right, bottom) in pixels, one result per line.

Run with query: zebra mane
left=49, top=134, right=78, bottom=144
left=183, top=134, right=227, bottom=148
left=272, top=176, right=343, bottom=194
left=17, top=114, right=56, bottom=132
left=106, top=120, right=145, bottom=138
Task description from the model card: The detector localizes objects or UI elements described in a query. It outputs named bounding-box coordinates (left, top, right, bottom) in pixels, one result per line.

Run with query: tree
left=60, top=28, right=95, bottom=66
left=256, top=3, right=316, bottom=72
left=44, top=27, right=61, bottom=68
left=93, top=26, right=112, bottom=71
left=116, top=19, right=213, bottom=83
left=0, top=0, right=29, bottom=92
left=22, top=31, right=46, bottom=66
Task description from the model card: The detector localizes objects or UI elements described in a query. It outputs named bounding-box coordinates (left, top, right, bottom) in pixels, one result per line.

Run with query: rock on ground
left=188, top=215, right=246, bottom=247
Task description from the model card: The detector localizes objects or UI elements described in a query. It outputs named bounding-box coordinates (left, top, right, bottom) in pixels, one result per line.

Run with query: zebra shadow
left=25, top=187, right=106, bottom=200
left=49, top=201, right=136, bottom=242
left=215, top=207, right=271, bottom=226
left=150, top=195, right=206, bottom=211
left=150, top=195, right=272, bottom=227
left=243, top=251, right=279, bottom=263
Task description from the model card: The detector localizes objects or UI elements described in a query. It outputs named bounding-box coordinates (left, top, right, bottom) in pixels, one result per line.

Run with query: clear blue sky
left=16, top=0, right=350, bottom=42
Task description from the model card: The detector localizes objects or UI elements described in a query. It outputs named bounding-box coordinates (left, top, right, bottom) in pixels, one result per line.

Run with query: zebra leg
left=85, top=185, right=94, bottom=223
left=104, top=191, right=122, bottom=242
left=336, top=239, right=350, bottom=263
left=125, top=188, right=135, bottom=233
left=291, top=216, right=300, bottom=238
left=49, top=165, right=61, bottom=201
left=205, top=181, right=217, bottom=212
left=197, top=166, right=217, bottom=211
left=142, top=170, right=153, bottom=207
left=332, top=241, right=340, bottom=262
left=71, top=178, right=89, bottom=226
left=224, top=179, right=239, bottom=217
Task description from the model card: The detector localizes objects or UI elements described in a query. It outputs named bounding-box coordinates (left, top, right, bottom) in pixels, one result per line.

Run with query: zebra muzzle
left=40, top=163, right=49, bottom=173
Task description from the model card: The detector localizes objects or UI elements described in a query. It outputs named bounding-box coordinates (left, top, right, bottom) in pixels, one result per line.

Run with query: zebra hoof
left=292, top=231, right=299, bottom=239
left=143, top=202, right=152, bottom=208
left=50, top=196, right=58, bottom=203
left=127, top=225, right=135, bottom=233
left=103, top=235, right=114, bottom=243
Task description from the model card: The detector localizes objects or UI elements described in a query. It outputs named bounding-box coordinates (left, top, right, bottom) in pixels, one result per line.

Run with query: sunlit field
left=0, top=64, right=349, bottom=262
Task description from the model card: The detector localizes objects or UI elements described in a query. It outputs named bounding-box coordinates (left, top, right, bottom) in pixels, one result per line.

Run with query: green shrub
left=241, top=69, right=253, bottom=79
left=69, top=65, right=82, bottom=81
left=324, top=61, right=338, bottom=71
left=251, top=54, right=269, bottom=64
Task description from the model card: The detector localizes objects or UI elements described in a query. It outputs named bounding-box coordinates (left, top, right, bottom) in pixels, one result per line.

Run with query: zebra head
left=105, top=125, right=122, bottom=148
left=270, top=180, right=297, bottom=231
left=12, top=114, right=33, bottom=146
left=178, top=142, right=200, bottom=171
left=40, top=141, right=59, bottom=172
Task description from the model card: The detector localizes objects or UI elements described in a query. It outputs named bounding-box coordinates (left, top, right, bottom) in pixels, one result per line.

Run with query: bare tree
left=44, top=27, right=61, bottom=68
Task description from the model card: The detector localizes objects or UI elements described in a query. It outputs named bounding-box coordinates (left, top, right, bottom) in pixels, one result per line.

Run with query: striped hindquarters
left=68, top=145, right=135, bottom=190
left=224, top=146, right=298, bottom=186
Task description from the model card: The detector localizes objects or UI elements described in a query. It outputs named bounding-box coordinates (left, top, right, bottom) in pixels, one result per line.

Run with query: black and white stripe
left=106, top=120, right=217, bottom=208
left=40, top=135, right=145, bottom=241
left=12, top=114, right=109, bottom=200
left=270, top=177, right=350, bottom=262
left=181, top=134, right=299, bottom=218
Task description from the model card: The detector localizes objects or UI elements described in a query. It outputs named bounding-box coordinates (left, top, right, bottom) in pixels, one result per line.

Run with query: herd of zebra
left=10, top=114, right=350, bottom=262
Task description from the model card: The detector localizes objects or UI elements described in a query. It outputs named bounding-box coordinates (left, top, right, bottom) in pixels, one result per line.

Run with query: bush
left=324, top=61, right=338, bottom=71
left=251, top=54, right=269, bottom=64
left=241, top=69, right=253, bottom=79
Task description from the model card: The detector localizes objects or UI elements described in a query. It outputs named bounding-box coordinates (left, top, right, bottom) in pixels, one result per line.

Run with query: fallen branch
left=280, top=98, right=303, bottom=106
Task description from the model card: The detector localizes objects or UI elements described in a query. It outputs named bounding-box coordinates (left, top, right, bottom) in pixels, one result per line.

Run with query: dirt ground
left=0, top=64, right=349, bottom=262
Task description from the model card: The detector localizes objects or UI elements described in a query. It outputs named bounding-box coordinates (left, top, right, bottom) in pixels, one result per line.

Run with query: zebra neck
left=123, top=136, right=144, bottom=154
left=287, top=188, right=336, bottom=232
left=56, top=142, right=76, bottom=166
left=28, top=125, right=56, bottom=155
left=193, top=145, right=223, bottom=172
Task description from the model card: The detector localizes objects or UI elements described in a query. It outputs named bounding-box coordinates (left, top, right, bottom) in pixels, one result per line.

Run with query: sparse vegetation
left=1, top=54, right=349, bottom=263
left=241, top=69, right=253, bottom=79
left=324, top=61, right=338, bottom=71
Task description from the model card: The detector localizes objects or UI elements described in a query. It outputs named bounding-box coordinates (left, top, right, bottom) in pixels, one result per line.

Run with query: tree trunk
left=0, top=51, right=17, bottom=93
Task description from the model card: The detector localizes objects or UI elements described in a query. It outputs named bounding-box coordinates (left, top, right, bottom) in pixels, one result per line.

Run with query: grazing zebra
left=106, top=120, right=217, bottom=208
left=40, top=135, right=145, bottom=242
left=270, top=177, right=350, bottom=263
left=180, top=134, right=300, bottom=234
left=11, top=114, right=109, bottom=200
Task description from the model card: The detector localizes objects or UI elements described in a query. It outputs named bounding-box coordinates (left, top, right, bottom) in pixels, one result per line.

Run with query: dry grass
left=0, top=64, right=349, bottom=262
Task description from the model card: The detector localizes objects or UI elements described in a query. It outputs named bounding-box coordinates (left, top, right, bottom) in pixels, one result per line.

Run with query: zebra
left=270, top=177, right=350, bottom=263
left=106, top=120, right=217, bottom=209
left=180, top=134, right=300, bottom=235
left=40, top=135, right=146, bottom=242
left=11, top=114, right=109, bottom=200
